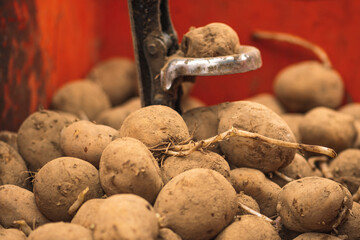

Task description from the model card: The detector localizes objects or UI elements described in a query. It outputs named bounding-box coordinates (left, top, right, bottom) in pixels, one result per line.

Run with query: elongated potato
left=99, top=137, right=163, bottom=203
left=27, top=222, right=93, bottom=240
left=155, top=168, right=237, bottom=240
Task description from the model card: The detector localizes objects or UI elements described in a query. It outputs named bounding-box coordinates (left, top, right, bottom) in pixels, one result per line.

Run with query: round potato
left=99, top=137, right=163, bottom=203
left=71, top=198, right=105, bottom=230
left=337, top=201, right=360, bottom=240
left=248, top=93, right=285, bottom=115
left=236, top=192, right=260, bottom=216
left=158, top=228, right=182, bottom=240
left=27, top=222, right=92, bottom=240
left=0, top=227, right=26, bottom=240
left=339, top=102, right=360, bottom=120
left=0, top=131, right=18, bottom=151
left=293, top=233, right=342, bottom=240
left=280, top=113, right=304, bottom=143
left=154, top=168, right=237, bottom=240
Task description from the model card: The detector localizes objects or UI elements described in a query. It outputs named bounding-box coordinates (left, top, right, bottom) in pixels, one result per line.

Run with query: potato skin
left=120, top=105, right=190, bottom=147
left=0, top=228, right=27, bottom=240
left=293, top=233, right=342, bottom=240
left=93, top=194, right=159, bottom=240
left=17, top=110, right=67, bottom=171
left=157, top=228, right=182, bottom=240
left=274, top=61, right=344, bottom=112
left=154, top=168, right=237, bottom=240
left=277, top=177, right=353, bottom=232
left=0, top=131, right=18, bottom=151
left=248, top=93, right=285, bottom=115
left=0, top=141, right=29, bottom=189
left=299, top=107, right=356, bottom=153
left=280, top=113, right=304, bottom=143
left=60, top=120, right=119, bottom=168
left=215, top=215, right=281, bottom=240
left=99, top=137, right=163, bottom=203
left=0, top=184, right=49, bottom=229
left=28, top=222, right=93, bottom=240
left=236, top=192, right=260, bottom=216
left=218, top=101, right=296, bottom=173
left=230, top=168, right=281, bottom=217
left=71, top=198, right=105, bottom=229
left=33, top=157, right=104, bottom=222
left=337, top=201, right=360, bottom=240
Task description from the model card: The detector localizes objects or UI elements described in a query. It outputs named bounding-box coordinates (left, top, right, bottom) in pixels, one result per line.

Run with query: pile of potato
left=1, top=25, right=360, bottom=240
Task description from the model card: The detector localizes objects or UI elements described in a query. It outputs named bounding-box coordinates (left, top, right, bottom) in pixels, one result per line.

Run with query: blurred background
left=1, top=0, right=360, bottom=131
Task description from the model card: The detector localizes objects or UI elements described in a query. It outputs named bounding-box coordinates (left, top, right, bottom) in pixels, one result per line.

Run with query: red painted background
left=1, top=0, right=360, bottom=131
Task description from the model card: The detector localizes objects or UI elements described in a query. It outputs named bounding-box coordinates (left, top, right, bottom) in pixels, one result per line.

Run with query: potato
left=93, top=194, right=159, bottom=240
left=0, top=227, right=26, bottom=240
left=120, top=105, right=190, bottom=147
left=280, top=113, right=304, bottom=143
left=299, top=107, right=356, bottom=153
left=293, top=233, right=342, bottom=240
left=51, top=80, right=111, bottom=120
left=339, top=102, right=360, bottom=120
left=352, top=120, right=360, bottom=148
left=218, top=101, right=296, bottom=173
left=0, top=184, right=49, bottom=228
left=0, top=131, right=18, bottom=151
left=181, top=96, right=205, bottom=113
left=161, top=150, right=230, bottom=184
left=329, top=149, right=360, bottom=194
left=181, top=22, right=240, bottom=58
left=27, top=222, right=93, bottom=240
left=99, top=137, right=163, bottom=203
left=274, top=61, right=344, bottom=112
left=60, top=120, right=119, bottom=168
left=215, top=215, right=281, bottom=240
left=33, top=157, right=103, bottom=221
left=158, top=228, right=182, bottom=240
left=271, top=153, right=316, bottom=187
left=230, top=168, right=281, bottom=217
left=277, top=177, right=353, bottom=232
left=337, top=201, right=360, bottom=240
left=87, top=57, right=137, bottom=106
left=248, top=93, right=285, bottom=115
left=236, top=191, right=260, bottom=215
left=17, top=110, right=68, bottom=171
left=95, top=97, right=141, bottom=129
left=154, top=168, right=237, bottom=240
left=71, top=198, right=105, bottom=229
left=0, top=141, right=29, bottom=189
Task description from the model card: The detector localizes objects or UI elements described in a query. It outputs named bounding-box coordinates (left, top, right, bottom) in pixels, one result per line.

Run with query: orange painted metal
left=1, top=0, right=360, bottom=131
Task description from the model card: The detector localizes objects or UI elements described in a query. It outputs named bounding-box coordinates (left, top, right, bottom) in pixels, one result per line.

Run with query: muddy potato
left=274, top=61, right=344, bottom=112
left=280, top=113, right=304, bottom=143
left=155, top=168, right=237, bottom=240
left=95, top=97, right=141, bottom=129
left=299, top=107, right=356, bottom=153
left=158, top=228, right=182, bottom=240
left=71, top=198, right=105, bottom=230
left=0, top=227, right=26, bottom=240
left=0, top=131, right=18, bottom=151
left=248, top=93, right=285, bottom=115
left=337, top=201, right=360, bottom=240
left=17, top=110, right=68, bottom=171
left=33, top=157, right=103, bottom=222
left=120, top=105, right=190, bottom=147
left=0, top=141, right=29, bottom=189
left=277, top=177, right=353, bottom=232
left=60, top=120, right=119, bottom=168
left=236, top=191, right=260, bottom=216
left=181, top=22, right=240, bottom=58
left=99, top=137, right=163, bottom=203
left=293, top=233, right=342, bottom=240
left=231, top=168, right=281, bottom=217
left=28, top=222, right=92, bottom=240
left=51, top=80, right=111, bottom=120
left=218, top=101, right=296, bottom=173
left=0, top=185, right=49, bottom=228
left=87, top=58, right=138, bottom=106
left=161, top=150, right=230, bottom=184
left=215, top=215, right=281, bottom=240
left=93, top=194, right=159, bottom=240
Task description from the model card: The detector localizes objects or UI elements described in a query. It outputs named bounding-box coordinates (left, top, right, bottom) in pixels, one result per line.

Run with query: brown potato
left=120, top=105, right=190, bottom=147
left=154, top=168, right=237, bottom=240
left=299, top=107, right=356, bottom=153
left=181, top=22, right=240, bottom=58
left=0, top=227, right=26, bottom=240
left=87, top=57, right=138, bottom=106
left=293, top=233, right=342, bottom=240
left=161, top=150, right=230, bottom=184
left=157, top=228, right=182, bottom=240
left=215, top=215, right=281, bottom=240
left=51, top=80, right=111, bottom=120
left=274, top=61, right=344, bottom=112
left=181, top=96, right=205, bottom=113
left=231, top=168, right=281, bottom=217
left=93, top=194, right=159, bottom=240
left=248, top=93, right=285, bottom=115
left=99, top=137, right=163, bottom=203
left=0, top=184, right=49, bottom=229
left=60, top=120, right=119, bottom=168
left=0, top=131, right=18, bottom=151
left=339, top=102, right=360, bottom=120
left=0, top=141, right=29, bottom=189
left=33, top=157, right=103, bottom=221
left=17, top=110, right=67, bottom=171
left=337, top=201, right=360, bottom=240
left=280, top=113, right=304, bottom=143
left=236, top=192, right=260, bottom=216
left=71, top=198, right=105, bottom=230
left=27, top=222, right=93, bottom=240
left=277, top=177, right=353, bottom=232
left=218, top=101, right=296, bottom=173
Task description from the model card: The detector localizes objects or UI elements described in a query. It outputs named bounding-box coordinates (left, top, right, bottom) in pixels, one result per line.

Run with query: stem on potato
left=274, top=171, right=295, bottom=182
left=13, top=220, right=32, bottom=236
left=238, top=202, right=273, bottom=223
left=252, top=30, right=332, bottom=68
left=68, top=186, right=89, bottom=216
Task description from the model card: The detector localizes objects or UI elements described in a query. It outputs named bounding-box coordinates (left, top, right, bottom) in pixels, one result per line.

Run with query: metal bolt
left=147, top=43, right=157, bottom=55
